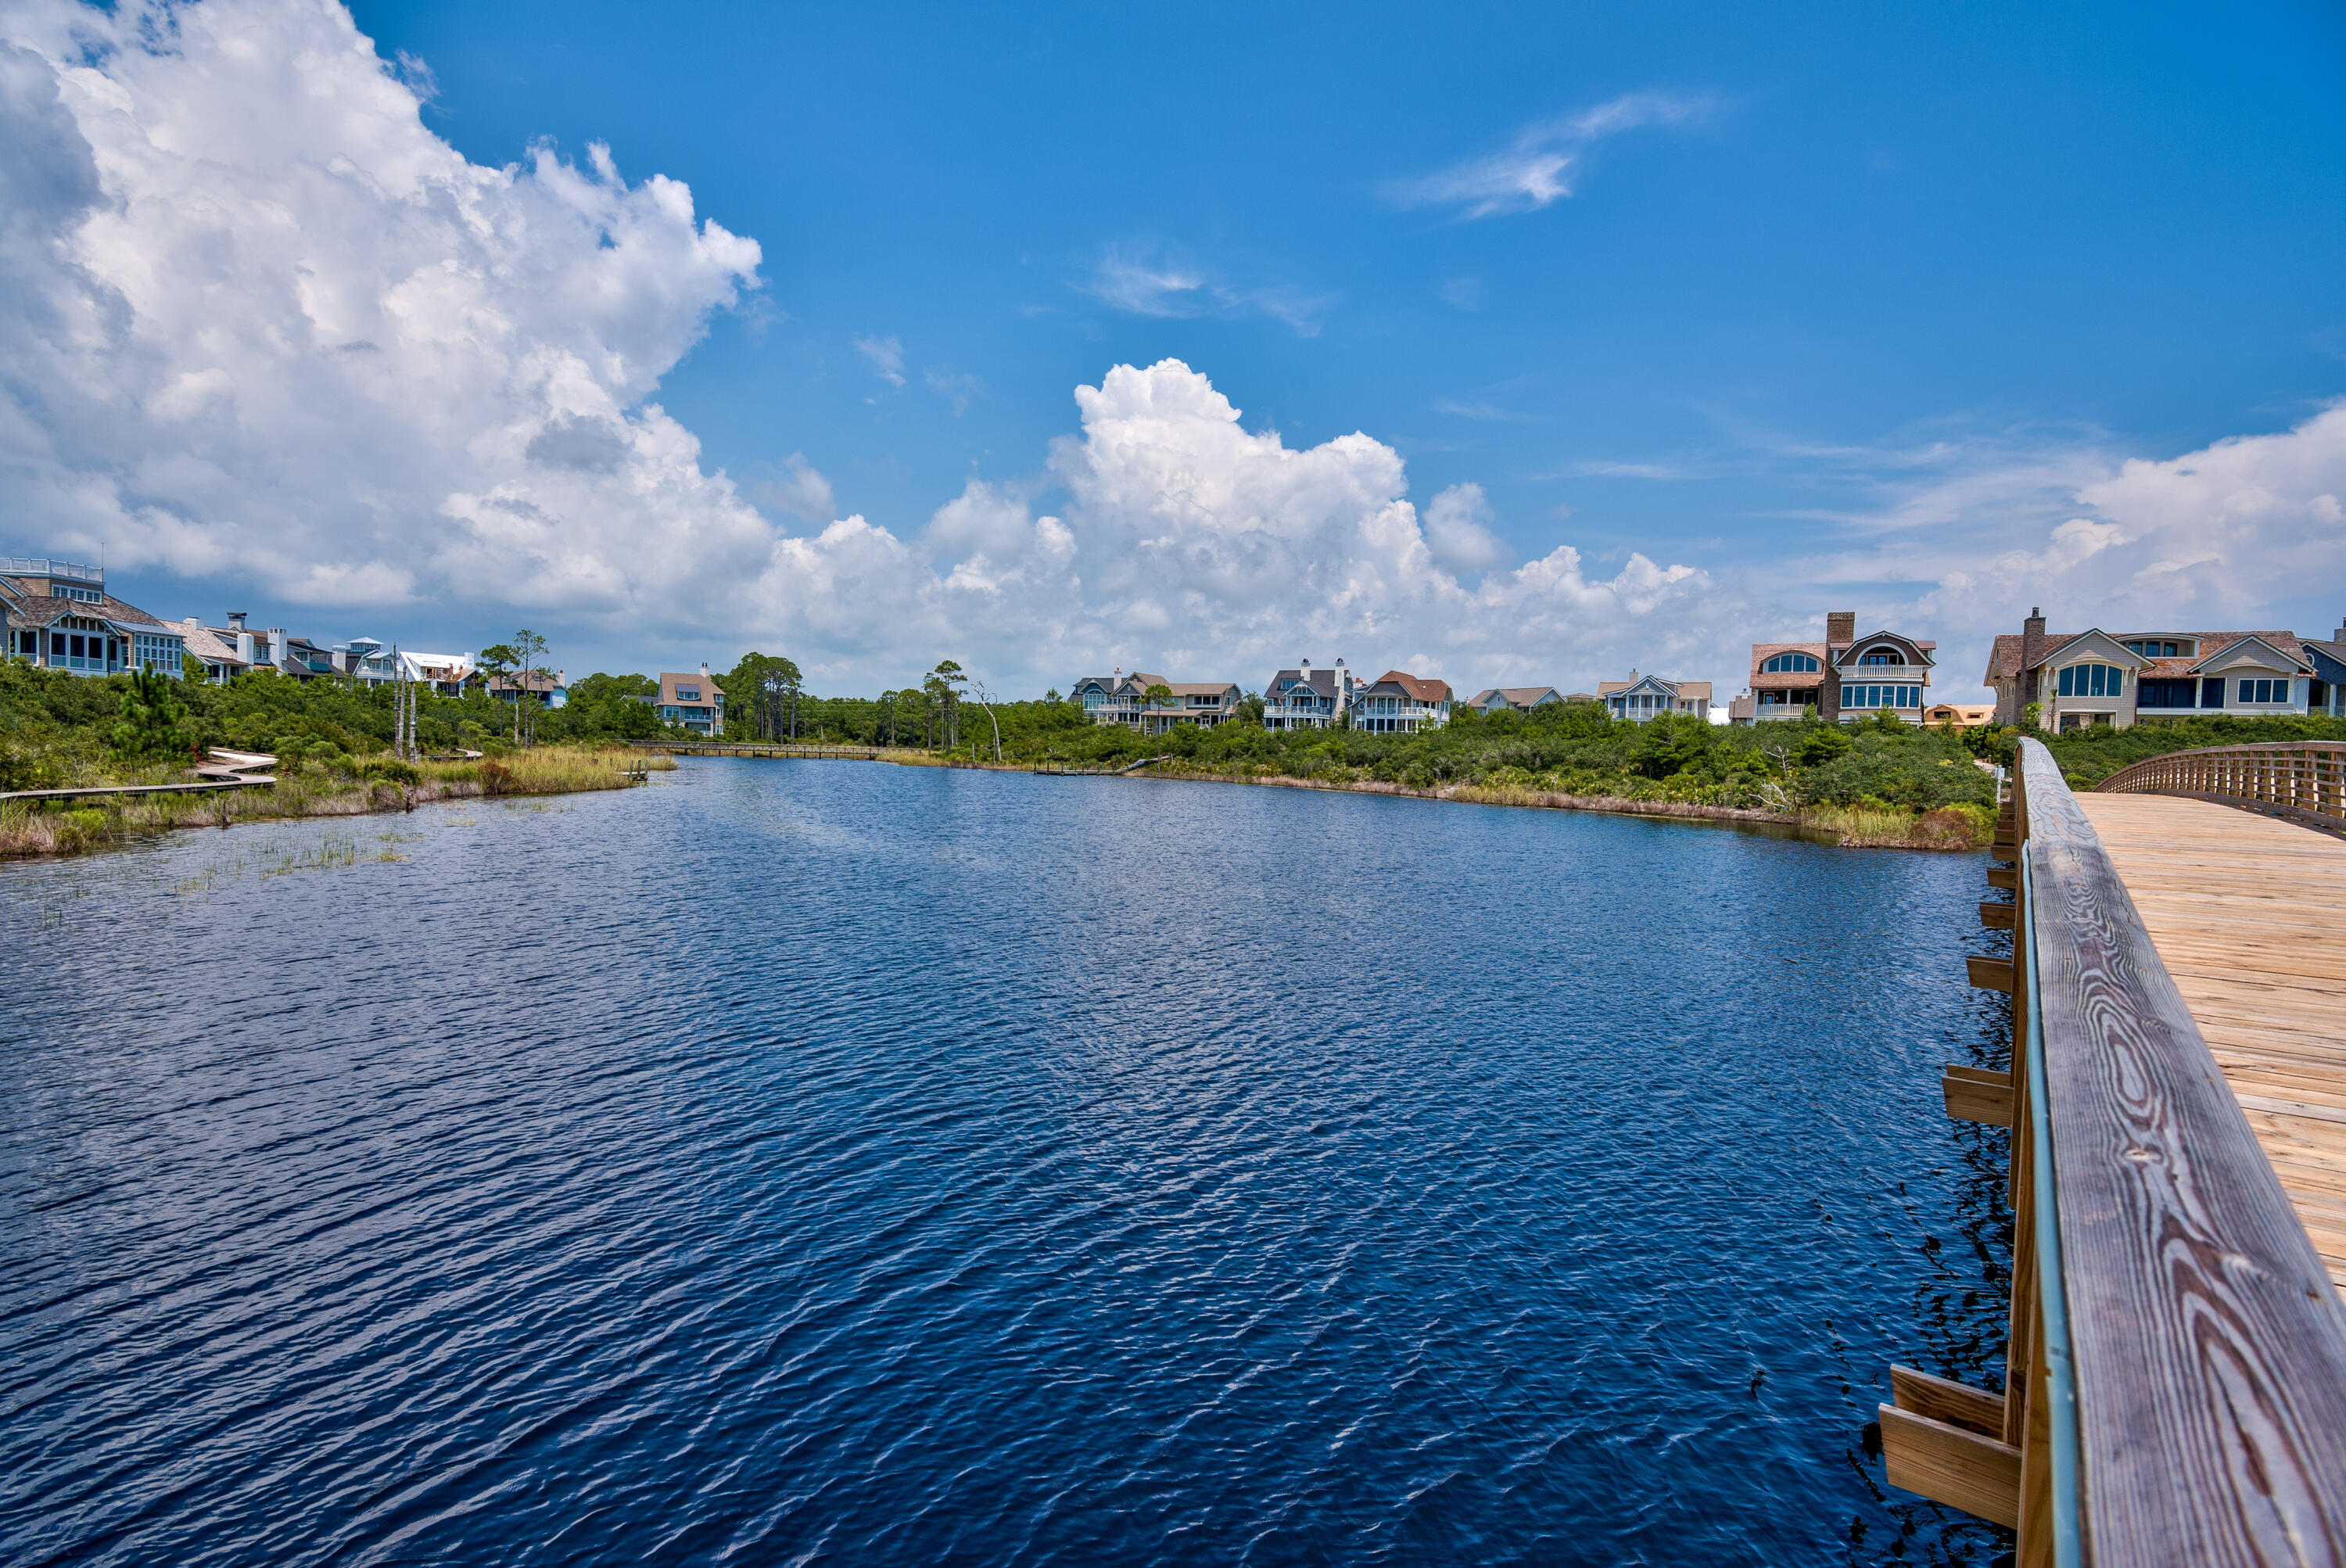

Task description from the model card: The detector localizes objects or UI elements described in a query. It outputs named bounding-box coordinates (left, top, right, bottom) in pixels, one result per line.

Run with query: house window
left=2057, top=663, right=2124, bottom=698
left=677, top=687, right=698, bottom=701
left=1842, top=684, right=1920, bottom=711
left=2124, top=639, right=2193, bottom=658
left=1761, top=652, right=1820, bottom=674
left=2201, top=678, right=2226, bottom=708
left=2238, top=677, right=2288, bottom=705
left=1858, top=648, right=1905, bottom=666
left=2137, top=678, right=2196, bottom=709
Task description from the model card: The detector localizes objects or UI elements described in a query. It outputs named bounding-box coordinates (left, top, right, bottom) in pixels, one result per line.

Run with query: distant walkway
left=1, top=748, right=277, bottom=804
left=2075, top=792, right=2346, bottom=1294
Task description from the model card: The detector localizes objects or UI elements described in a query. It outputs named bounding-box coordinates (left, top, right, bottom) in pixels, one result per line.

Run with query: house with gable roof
left=657, top=666, right=723, bottom=734
left=1070, top=669, right=1245, bottom=732
left=1985, top=608, right=2324, bottom=730
left=1350, top=670, right=1452, bottom=734
left=1599, top=672, right=1712, bottom=723
left=1262, top=658, right=1355, bottom=730
left=1465, top=686, right=1565, bottom=715
left=1743, top=610, right=1936, bottom=723
left=2306, top=616, right=2346, bottom=717
left=2, top=556, right=186, bottom=678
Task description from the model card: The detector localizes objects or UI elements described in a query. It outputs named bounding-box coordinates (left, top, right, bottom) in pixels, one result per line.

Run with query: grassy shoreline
left=1127, top=764, right=1994, bottom=849
left=859, top=751, right=1998, bottom=850
left=0, top=748, right=676, bottom=859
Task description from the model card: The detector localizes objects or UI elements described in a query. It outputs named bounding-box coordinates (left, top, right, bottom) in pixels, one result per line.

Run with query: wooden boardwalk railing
left=1884, top=737, right=2346, bottom=1563
left=2097, top=739, right=2346, bottom=835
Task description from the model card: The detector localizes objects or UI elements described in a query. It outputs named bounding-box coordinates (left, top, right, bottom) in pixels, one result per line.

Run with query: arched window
left=1761, top=652, right=1820, bottom=674
left=2057, top=663, right=2125, bottom=698
left=1858, top=647, right=1906, bottom=666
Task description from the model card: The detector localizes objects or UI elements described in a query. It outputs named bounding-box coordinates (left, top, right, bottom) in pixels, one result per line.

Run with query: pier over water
left=1888, top=738, right=2346, bottom=1562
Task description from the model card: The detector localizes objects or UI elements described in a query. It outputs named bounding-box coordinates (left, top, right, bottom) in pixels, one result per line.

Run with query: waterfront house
left=1071, top=669, right=1245, bottom=732
left=328, top=637, right=400, bottom=686
left=2308, top=619, right=2346, bottom=716
left=657, top=666, right=723, bottom=734
left=1984, top=608, right=2323, bottom=730
left=489, top=669, right=570, bottom=710
left=1747, top=610, right=1936, bottom=723
left=1924, top=702, right=1997, bottom=728
left=1465, top=686, right=1563, bottom=715
left=2, top=556, right=187, bottom=678
left=1599, top=673, right=1712, bottom=723
left=162, top=617, right=250, bottom=683
left=1351, top=671, right=1452, bottom=734
left=1263, top=658, right=1354, bottom=730
left=397, top=651, right=475, bottom=697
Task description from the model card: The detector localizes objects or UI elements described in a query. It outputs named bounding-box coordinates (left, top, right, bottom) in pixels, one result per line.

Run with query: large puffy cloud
left=2, top=0, right=773, bottom=617
left=780, top=358, right=1738, bottom=692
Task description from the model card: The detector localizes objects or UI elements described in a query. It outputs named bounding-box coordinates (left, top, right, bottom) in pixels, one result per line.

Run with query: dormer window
left=2123, top=639, right=2194, bottom=658
left=1760, top=652, right=1820, bottom=674
left=1857, top=648, right=1905, bottom=666
left=677, top=686, right=699, bottom=701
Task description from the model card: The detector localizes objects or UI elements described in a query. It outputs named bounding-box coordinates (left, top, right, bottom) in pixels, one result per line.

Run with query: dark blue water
left=1, top=760, right=2014, bottom=1566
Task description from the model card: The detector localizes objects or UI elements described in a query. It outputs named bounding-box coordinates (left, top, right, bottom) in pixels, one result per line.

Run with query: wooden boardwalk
left=2074, top=792, right=2346, bottom=1295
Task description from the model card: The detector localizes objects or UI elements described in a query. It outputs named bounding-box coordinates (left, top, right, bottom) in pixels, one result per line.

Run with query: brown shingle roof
left=1373, top=669, right=1451, bottom=703
left=0, top=586, right=165, bottom=630
left=1988, top=629, right=2308, bottom=681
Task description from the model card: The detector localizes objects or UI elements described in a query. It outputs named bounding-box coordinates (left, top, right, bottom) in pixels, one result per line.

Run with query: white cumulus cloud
left=769, top=358, right=1738, bottom=693
left=2, top=0, right=770, bottom=619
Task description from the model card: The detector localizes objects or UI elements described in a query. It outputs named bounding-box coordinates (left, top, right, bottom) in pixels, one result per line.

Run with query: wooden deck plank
left=2075, top=792, right=2346, bottom=1297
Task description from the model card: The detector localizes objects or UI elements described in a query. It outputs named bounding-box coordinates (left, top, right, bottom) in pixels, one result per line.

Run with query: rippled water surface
left=2, top=760, right=2017, bottom=1566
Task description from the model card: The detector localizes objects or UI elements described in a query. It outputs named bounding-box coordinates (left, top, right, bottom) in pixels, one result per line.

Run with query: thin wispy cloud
left=924, top=368, right=984, bottom=417
left=1086, top=250, right=1210, bottom=317
left=1080, top=247, right=1331, bottom=337
left=1388, top=92, right=1715, bottom=219
left=1565, top=459, right=1687, bottom=479
left=1432, top=397, right=1539, bottom=423
left=852, top=334, right=906, bottom=386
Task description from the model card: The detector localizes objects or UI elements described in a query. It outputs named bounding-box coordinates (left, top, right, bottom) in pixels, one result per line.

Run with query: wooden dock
left=2075, top=792, right=2346, bottom=1294
left=1878, top=737, right=2346, bottom=1563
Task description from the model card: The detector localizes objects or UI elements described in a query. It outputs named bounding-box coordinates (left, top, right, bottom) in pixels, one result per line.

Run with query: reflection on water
left=0, top=761, right=2012, bottom=1565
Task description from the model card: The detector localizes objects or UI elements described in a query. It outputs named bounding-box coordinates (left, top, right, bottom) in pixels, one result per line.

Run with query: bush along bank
left=1, top=662, right=676, bottom=857
left=0, top=747, right=678, bottom=859
left=895, top=698, right=2005, bottom=850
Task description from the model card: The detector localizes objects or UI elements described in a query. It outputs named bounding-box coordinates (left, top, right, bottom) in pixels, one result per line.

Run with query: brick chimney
left=1826, top=610, right=1856, bottom=645
left=2021, top=606, right=2047, bottom=704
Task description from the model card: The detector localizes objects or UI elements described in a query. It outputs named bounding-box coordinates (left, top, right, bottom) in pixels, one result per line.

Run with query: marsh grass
left=1, top=747, right=676, bottom=859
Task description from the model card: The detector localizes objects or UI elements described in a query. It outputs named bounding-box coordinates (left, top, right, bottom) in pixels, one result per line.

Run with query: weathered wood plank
left=1881, top=1403, right=2022, bottom=1530
left=1968, top=956, right=2014, bottom=994
left=1944, top=1066, right=2014, bottom=1127
left=2024, top=741, right=2346, bottom=1562
left=1892, top=1363, right=2008, bottom=1435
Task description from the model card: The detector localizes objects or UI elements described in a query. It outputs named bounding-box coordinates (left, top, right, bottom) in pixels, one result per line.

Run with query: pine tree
left=109, top=669, right=193, bottom=762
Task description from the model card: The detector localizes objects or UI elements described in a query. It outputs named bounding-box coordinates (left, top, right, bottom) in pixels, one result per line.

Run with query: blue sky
left=8, top=0, right=2345, bottom=696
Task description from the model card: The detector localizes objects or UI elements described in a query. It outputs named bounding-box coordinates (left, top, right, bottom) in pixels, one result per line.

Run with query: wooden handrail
left=2095, top=739, right=2346, bottom=833
left=2015, top=738, right=2346, bottom=1559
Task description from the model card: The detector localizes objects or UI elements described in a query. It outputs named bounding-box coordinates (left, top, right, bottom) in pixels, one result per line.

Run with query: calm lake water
left=1, top=759, right=2015, bottom=1566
